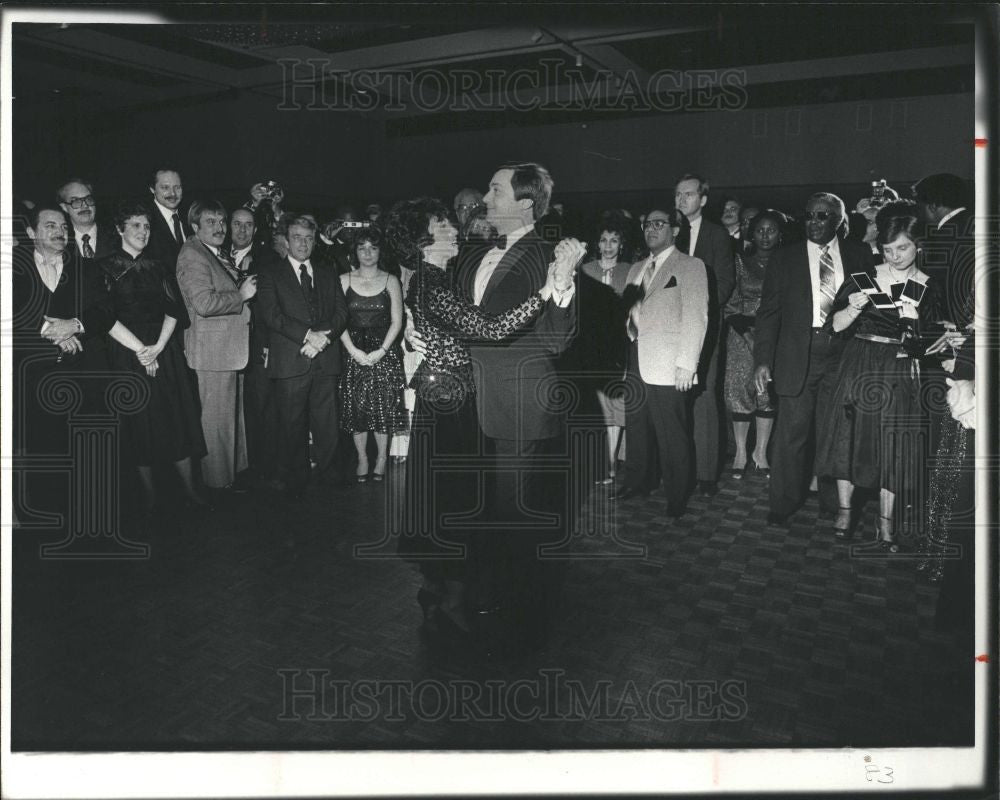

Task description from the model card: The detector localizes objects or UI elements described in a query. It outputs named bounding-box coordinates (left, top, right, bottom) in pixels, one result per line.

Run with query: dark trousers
left=692, top=323, right=722, bottom=482
left=623, top=346, right=693, bottom=509
left=769, top=329, right=838, bottom=517
left=274, top=368, right=339, bottom=491
left=243, top=360, right=279, bottom=480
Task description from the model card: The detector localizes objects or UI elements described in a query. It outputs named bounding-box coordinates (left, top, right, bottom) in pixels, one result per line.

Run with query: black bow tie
left=493, top=234, right=507, bottom=250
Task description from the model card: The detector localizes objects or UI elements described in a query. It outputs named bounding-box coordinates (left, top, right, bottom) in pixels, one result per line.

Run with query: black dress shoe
left=612, top=486, right=648, bottom=502
left=698, top=480, right=718, bottom=497
left=767, top=512, right=790, bottom=526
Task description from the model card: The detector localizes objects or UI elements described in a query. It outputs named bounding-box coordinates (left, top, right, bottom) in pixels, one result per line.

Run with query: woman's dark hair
left=384, top=197, right=450, bottom=271
left=113, top=200, right=151, bottom=231
left=875, top=203, right=921, bottom=247
left=594, top=209, right=633, bottom=262
left=746, top=208, right=791, bottom=247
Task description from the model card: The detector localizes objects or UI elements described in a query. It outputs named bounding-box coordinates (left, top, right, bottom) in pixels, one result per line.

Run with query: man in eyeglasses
left=753, top=193, right=875, bottom=527
left=613, top=207, right=708, bottom=516
left=57, top=179, right=117, bottom=261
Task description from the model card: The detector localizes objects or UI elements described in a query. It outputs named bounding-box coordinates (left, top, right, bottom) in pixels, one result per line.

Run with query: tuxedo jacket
left=922, top=208, right=975, bottom=327
left=255, top=255, right=349, bottom=379
left=753, top=237, right=876, bottom=397
left=143, top=203, right=192, bottom=273
left=625, top=249, right=709, bottom=386
left=456, top=230, right=576, bottom=441
left=175, top=238, right=250, bottom=372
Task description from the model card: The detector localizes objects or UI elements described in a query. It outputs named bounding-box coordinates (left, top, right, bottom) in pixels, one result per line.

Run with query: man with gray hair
left=753, top=192, right=874, bottom=527
left=57, top=178, right=117, bottom=261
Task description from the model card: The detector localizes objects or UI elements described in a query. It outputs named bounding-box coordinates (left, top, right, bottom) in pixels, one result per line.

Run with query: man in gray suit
left=176, top=200, right=258, bottom=491
left=613, top=207, right=708, bottom=516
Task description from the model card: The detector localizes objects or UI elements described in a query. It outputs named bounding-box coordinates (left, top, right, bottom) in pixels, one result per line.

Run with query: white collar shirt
left=473, top=223, right=534, bottom=306
left=806, top=237, right=844, bottom=327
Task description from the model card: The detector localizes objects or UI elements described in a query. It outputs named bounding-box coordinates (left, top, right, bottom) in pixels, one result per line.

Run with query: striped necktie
left=818, top=244, right=836, bottom=323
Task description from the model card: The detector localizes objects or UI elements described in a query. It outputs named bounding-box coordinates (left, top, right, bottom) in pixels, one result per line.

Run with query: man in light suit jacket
left=614, top=207, right=708, bottom=517
left=176, top=200, right=258, bottom=491
left=753, top=193, right=876, bottom=525
left=255, top=214, right=349, bottom=497
left=675, top=174, right=736, bottom=496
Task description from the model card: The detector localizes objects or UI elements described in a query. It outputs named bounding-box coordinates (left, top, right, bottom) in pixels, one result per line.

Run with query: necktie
left=81, top=234, right=94, bottom=259
left=640, top=256, right=657, bottom=296
left=628, top=257, right=657, bottom=339
left=299, top=263, right=318, bottom=320
left=493, top=234, right=507, bottom=250
left=172, top=213, right=184, bottom=244
left=818, top=244, right=836, bottom=323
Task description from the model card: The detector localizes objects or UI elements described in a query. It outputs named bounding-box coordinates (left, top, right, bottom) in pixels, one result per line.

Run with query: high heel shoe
left=372, top=456, right=387, bottom=482
left=356, top=457, right=369, bottom=484
left=748, top=460, right=770, bottom=479
left=832, top=505, right=854, bottom=540
left=730, top=460, right=746, bottom=480
left=876, top=515, right=899, bottom=553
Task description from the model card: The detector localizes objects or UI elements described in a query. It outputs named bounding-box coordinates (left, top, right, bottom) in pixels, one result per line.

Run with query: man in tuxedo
left=57, top=179, right=118, bottom=261
left=613, top=207, right=708, bottom=515
left=456, top=161, right=578, bottom=651
left=144, top=167, right=191, bottom=270
left=255, top=214, right=349, bottom=497
left=753, top=192, right=875, bottom=525
left=675, top=174, right=735, bottom=496
left=12, top=206, right=113, bottom=516
left=176, top=200, right=257, bottom=492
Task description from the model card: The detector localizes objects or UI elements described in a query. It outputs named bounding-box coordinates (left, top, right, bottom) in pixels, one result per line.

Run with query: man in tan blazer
left=613, top=207, right=708, bottom=516
left=176, top=200, right=258, bottom=490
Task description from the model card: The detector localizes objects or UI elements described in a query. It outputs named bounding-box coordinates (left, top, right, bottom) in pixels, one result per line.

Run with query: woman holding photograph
left=815, top=204, right=940, bottom=548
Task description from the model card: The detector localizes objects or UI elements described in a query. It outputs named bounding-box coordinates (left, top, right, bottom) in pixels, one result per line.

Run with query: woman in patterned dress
left=338, top=227, right=406, bottom=482
left=384, top=197, right=581, bottom=635
left=723, top=209, right=788, bottom=479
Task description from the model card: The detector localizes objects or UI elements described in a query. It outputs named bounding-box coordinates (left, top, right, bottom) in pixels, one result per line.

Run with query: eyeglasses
left=65, top=195, right=96, bottom=210
left=804, top=210, right=836, bottom=221
left=642, top=220, right=669, bottom=231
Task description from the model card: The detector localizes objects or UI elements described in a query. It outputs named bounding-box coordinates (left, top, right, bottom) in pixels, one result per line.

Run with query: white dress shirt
left=34, top=249, right=64, bottom=293
left=807, top=237, right=845, bottom=327
left=232, top=245, right=252, bottom=269
left=73, top=227, right=98, bottom=257
left=154, top=200, right=184, bottom=242
left=631, top=245, right=675, bottom=289
left=472, top=223, right=534, bottom=305
left=688, top=215, right=703, bottom=255
left=937, top=207, right=967, bottom=230
left=288, top=257, right=313, bottom=283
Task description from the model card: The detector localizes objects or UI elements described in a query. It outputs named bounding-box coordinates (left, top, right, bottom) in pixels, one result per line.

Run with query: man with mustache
left=176, top=200, right=258, bottom=492
left=144, top=167, right=191, bottom=271
left=57, top=179, right=117, bottom=262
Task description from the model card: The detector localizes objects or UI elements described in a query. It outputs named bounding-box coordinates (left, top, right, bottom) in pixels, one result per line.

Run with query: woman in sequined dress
left=384, top=197, right=581, bottom=636
left=338, top=227, right=406, bottom=482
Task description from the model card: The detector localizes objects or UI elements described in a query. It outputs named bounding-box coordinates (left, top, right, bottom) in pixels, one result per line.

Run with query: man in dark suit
left=227, top=208, right=281, bottom=490
left=255, top=214, right=349, bottom=497
left=675, top=174, right=736, bottom=495
left=753, top=192, right=875, bottom=525
left=456, top=161, right=578, bottom=651
left=57, top=179, right=118, bottom=261
left=12, top=205, right=114, bottom=517
left=143, top=167, right=191, bottom=271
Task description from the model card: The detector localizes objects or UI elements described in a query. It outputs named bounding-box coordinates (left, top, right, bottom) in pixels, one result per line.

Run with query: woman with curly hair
left=384, top=197, right=579, bottom=636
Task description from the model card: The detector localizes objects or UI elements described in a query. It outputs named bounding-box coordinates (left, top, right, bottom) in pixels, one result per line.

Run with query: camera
left=261, top=180, right=282, bottom=200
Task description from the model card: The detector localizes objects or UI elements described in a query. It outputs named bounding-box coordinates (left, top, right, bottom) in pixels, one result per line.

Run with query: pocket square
left=664, top=276, right=678, bottom=289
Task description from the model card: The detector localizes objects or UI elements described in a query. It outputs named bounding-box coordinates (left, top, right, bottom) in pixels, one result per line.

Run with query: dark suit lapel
left=481, top=234, right=535, bottom=305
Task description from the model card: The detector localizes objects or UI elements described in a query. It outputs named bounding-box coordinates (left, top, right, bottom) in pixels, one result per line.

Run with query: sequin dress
left=339, top=275, right=406, bottom=434
left=724, top=253, right=774, bottom=416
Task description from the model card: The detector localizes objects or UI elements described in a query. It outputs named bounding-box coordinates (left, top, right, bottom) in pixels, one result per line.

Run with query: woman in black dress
left=338, top=228, right=406, bottom=482
left=98, top=202, right=208, bottom=512
left=384, top=197, right=580, bottom=636
left=816, top=207, right=940, bottom=549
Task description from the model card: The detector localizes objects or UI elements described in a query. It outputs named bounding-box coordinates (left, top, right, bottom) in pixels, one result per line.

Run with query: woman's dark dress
left=100, top=250, right=205, bottom=467
left=816, top=268, right=940, bottom=493
left=397, top=263, right=543, bottom=583
left=339, top=276, right=406, bottom=434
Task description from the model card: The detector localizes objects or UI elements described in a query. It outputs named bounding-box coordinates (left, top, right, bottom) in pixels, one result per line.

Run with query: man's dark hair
left=499, top=162, right=554, bottom=220
left=911, top=173, right=969, bottom=210
left=148, top=167, right=183, bottom=189
left=28, top=204, right=67, bottom=231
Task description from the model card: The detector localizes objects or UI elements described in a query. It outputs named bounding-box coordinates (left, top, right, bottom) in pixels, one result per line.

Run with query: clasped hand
left=542, top=237, right=587, bottom=299
left=42, top=315, right=79, bottom=344
left=300, top=329, right=331, bottom=359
